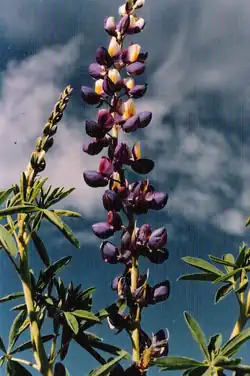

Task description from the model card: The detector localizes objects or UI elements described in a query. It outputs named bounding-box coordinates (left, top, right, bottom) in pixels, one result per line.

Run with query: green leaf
left=78, top=287, right=96, bottom=301
left=37, top=256, right=72, bottom=291
left=182, top=366, right=210, bottom=376
left=214, top=283, right=233, bottom=304
left=31, top=231, right=50, bottom=266
left=0, top=225, right=17, bottom=257
left=89, top=351, right=127, bottom=376
left=207, top=334, right=222, bottom=356
left=235, top=270, right=248, bottom=294
left=181, top=257, right=224, bottom=276
left=29, top=176, right=48, bottom=203
left=0, top=188, right=13, bottom=207
left=10, top=334, right=54, bottom=355
left=0, top=356, right=5, bottom=367
left=71, top=310, right=100, bottom=323
left=0, top=204, right=38, bottom=216
left=223, top=254, right=235, bottom=274
left=221, top=328, right=250, bottom=358
left=8, top=310, right=27, bottom=352
left=60, top=222, right=80, bottom=248
left=43, top=209, right=64, bottom=229
left=208, top=255, right=236, bottom=268
left=53, top=209, right=81, bottom=218
left=6, top=360, right=32, bottom=376
left=178, top=273, right=218, bottom=282
left=245, top=217, right=250, bottom=227
left=153, top=356, right=204, bottom=370
left=64, top=312, right=79, bottom=335
left=236, top=244, right=248, bottom=267
left=45, top=187, right=75, bottom=208
left=213, top=269, right=241, bottom=284
left=184, top=312, right=210, bottom=360
left=0, top=292, right=24, bottom=304
left=0, top=337, right=6, bottom=353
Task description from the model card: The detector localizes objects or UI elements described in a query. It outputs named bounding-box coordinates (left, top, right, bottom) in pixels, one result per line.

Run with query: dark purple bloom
left=96, top=46, right=113, bottom=67
left=89, top=63, right=106, bottom=79
left=103, top=190, right=122, bottom=211
left=123, top=115, right=141, bottom=133
left=129, top=84, right=147, bottom=99
left=136, top=224, right=151, bottom=246
left=118, top=249, right=132, bottom=264
left=152, top=329, right=169, bottom=357
left=113, top=142, right=132, bottom=167
left=131, top=158, right=155, bottom=174
left=127, top=62, right=145, bottom=75
left=146, top=248, right=169, bottom=264
left=124, top=365, right=141, bottom=376
left=81, top=86, right=101, bottom=105
left=98, top=109, right=114, bottom=131
left=103, top=75, right=117, bottom=95
left=85, top=120, right=105, bottom=139
left=121, top=231, right=132, bottom=250
left=99, top=156, right=114, bottom=177
left=107, top=210, right=122, bottom=231
left=148, top=228, right=167, bottom=250
left=150, top=281, right=170, bottom=304
left=146, top=192, right=168, bottom=210
left=92, top=222, right=115, bottom=239
left=101, top=241, right=119, bottom=263
left=83, top=170, right=108, bottom=188
left=138, top=111, right=152, bottom=128
left=82, top=141, right=103, bottom=155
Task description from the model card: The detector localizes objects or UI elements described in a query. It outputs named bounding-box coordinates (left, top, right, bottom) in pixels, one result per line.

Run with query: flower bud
left=89, top=63, right=106, bottom=79
left=99, top=156, right=114, bottom=177
left=124, top=77, right=135, bottom=90
left=108, top=37, right=121, bottom=57
left=123, top=114, right=140, bottom=133
left=148, top=228, right=167, bottom=250
left=82, top=141, right=103, bottom=155
left=147, top=192, right=168, bottom=210
left=116, top=14, right=130, bottom=34
left=95, top=79, right=104, bottom=95
left=129, top=84, right=147, bottom=99
left=103, top=190, right=122, bottom=211
left=85, top=120, right=105, bottom=138
left=127, top=44, right=141, bottom=62
left=81, top=86, right=101, bottom=105
left=107, top=210, right=122, bottom=231
left=103, top=75, right=117, bottom=95
left=98, top=109, right=114, bottom=132
left=127, top=62, right=145, bottom=75
left=104, top=17, right=117, bottom=37
left=92, top=222, right=115, bottom=239
left=96, top=46, right=113, bottom=67
left=151, top=281, right=170, bottom=304
left=101, top=241, right=119, bottom=263
left=137, top=224, right=151, bottom=246
left=113, top=142, right=131, bottom=165
left=83, top=170, right=108, bottom=187
left=108, top=69, right=121, bottom=84
left=138, top=111, right=152, bottom=128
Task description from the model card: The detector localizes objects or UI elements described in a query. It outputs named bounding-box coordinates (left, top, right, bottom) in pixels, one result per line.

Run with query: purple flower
left=127, top=62, right=145, bottom=76
left=82, top=140, right=104, bottom=155
left=138, top=111, right=152, bottom=128
left=107, top=210, right=122, bottom=231
left=89, top=63, right=106, bottom=79
left=136, top=224, right=151, bottom=246
left=117, top=277, right=130, bottom=299
left=122, top=115, right=141, bottom=133
left=146, top=192, right=169, bottom=211
left=131, top=158, right=155, bottom=174
left=103, top=75, right=117, bottom=95
left=148, top=228, right=167, bottom=250
left=96, top=46, right=113, bottom=67
left=116, top=14, right=130, bottom=34
left=104, top=17, right=117, bottom=37
left=81, top=86, right=101, bottom=105
left=150, top=281, right=170, bottom=304
left=99, top=156, right=114, bottom=177
left=151, top=329, right=169, bottom=357
left=113, top=142, right=132, bottom=167
left=146, top=248, right=169, bottom=264
left=101, top=241, right=119, bottom=263
left=111, top=275, right=122, bottom=291
left=83, top=170, right=108, bottom=188
left=103, top=190, right=122, bottom=211
left=92, top=222, right=115, bottom=239
left=129, top=84, right=147, bottom=99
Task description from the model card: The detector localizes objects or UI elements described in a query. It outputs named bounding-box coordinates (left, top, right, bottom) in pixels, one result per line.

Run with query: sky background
left=1, top=0, right=250, bottom=374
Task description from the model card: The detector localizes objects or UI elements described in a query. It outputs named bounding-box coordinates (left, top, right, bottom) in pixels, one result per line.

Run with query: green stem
left=130, top=257, right=140, bottom=364
left=10, top=357, right=39, bottom=371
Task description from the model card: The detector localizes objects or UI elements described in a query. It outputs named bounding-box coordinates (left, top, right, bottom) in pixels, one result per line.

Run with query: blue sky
left=1, top=0, right=250, bottom=374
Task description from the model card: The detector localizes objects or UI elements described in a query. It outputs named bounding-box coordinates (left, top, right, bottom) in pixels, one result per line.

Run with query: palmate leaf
left=0, top=188, right=13, bottom=207
left=214, top=283, right=233, bottom=304
left=0, top=225, right=18, bottom=257
left=220, top=328, right=250, bottom=358
left=153, top=356, right=204, bottom=370
left=0, top=292, right=24, bottom=304
left=88, top=351, right=127, bottom=376
left=37, top=256, right=72, bottom=291
left=71, top=310, right=100, bottom=323
left=42, top=209, right=80, bottom=248
left=64, top=312, right=79, bottom=335
left=8, top=310, right=27, bottom=352
left=6, top=360, right=32, bottom=376
left=178, top=273, right=218, bottom=282
left=31, top=231, right=50, bottom=266
left=43, top=186, right=75, bottom=208
left=181, top=257, right=224, bottom=276
left=9, top=334, right=54, bottom=355
left=184, top=312, right=210, bottom=360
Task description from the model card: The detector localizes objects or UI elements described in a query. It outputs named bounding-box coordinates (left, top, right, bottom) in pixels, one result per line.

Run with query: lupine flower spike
left=81, top=0, right=170, bottom=372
